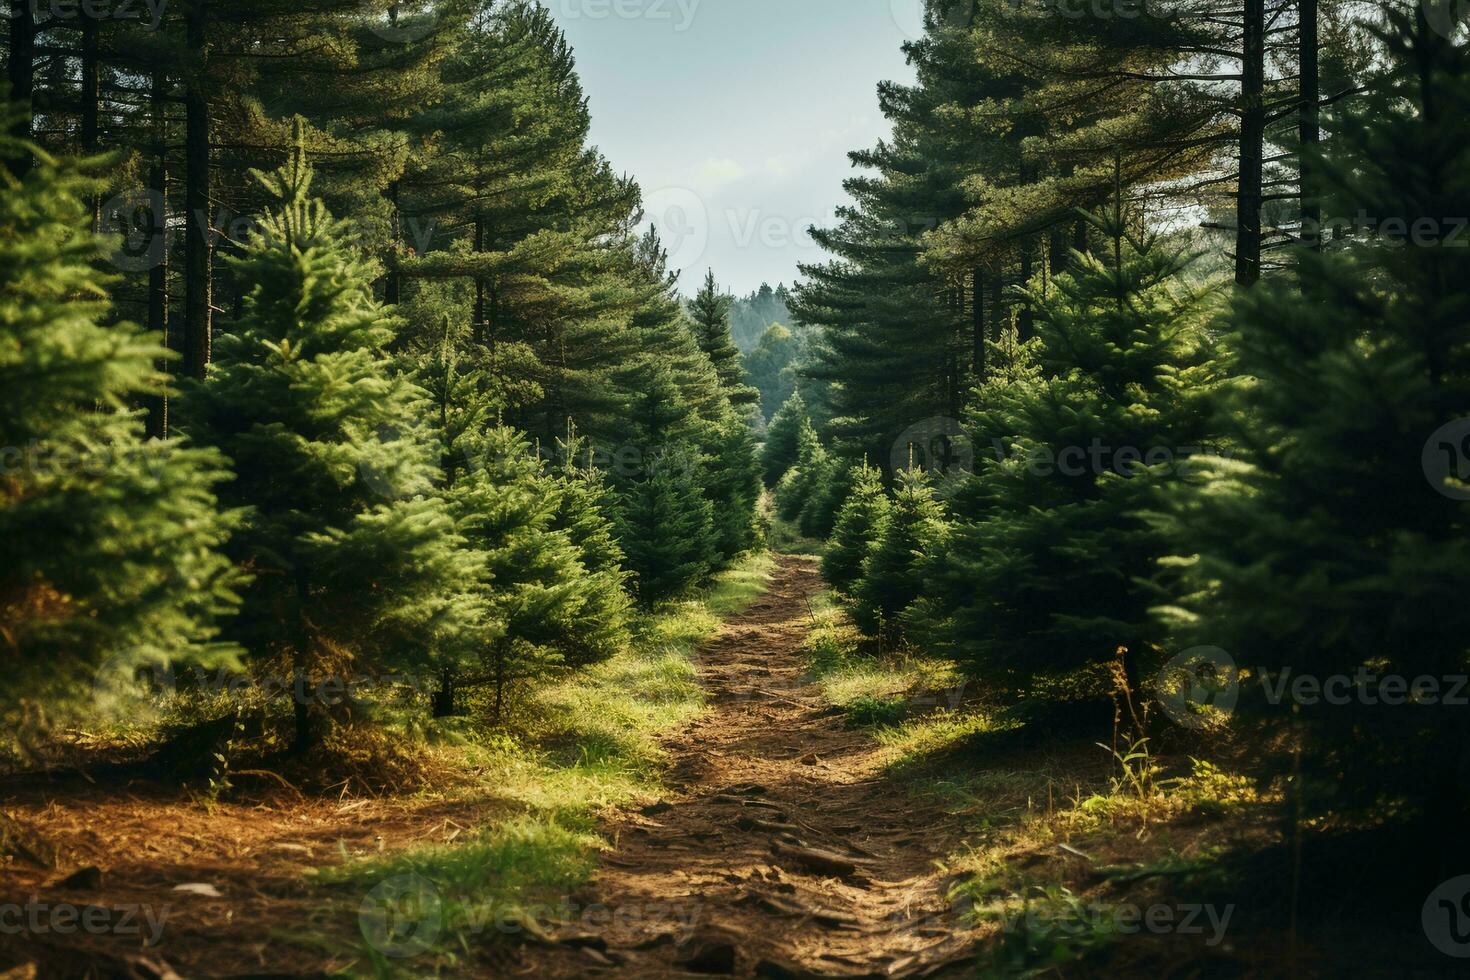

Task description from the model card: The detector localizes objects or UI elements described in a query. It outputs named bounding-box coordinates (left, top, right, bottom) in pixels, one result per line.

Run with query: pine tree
left=762, top=391, right=811, bottom=486
left=615, top=454, right=719, bottom=605
left=775, top=418, right=827, bottom=523
left=924, top=205, right=1222, bottom=699
left=704, top=414, right=764, bottom=560
left=851, top=468, right=948, bottom=643
left=822, top=462, right=890, bottom=596
left=797, top=453, right=851, bottom=541
left=184, top=129, right=479, bottom=750
left=454, top=426, right=628, bottom=718
left=1156, top=12, right=1470, bottom=841
left=0, top=125, right=241, bottom=743
left=689, top=269, right=759, bottom=409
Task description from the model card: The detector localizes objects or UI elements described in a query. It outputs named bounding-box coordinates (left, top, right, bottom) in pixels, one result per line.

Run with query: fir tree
left=822, top=462, right=890, bottom=596
left=704, top=414, right=764, bottom=560
left=851, top=467, right=948, bottom=643
left=798, top=457, right=854, bottom=540
left=184, top=129, right=479, bottom=750
left=1156, top=12, right=1470, bottom=841
left=762, top=391, right=811, bottom=486
left=690, top=269, right=760, bottom=409
left=775, top=418, right=827, bottom=523
left=0, top=127, right=240, bottom=743
left=615, top=453, right=719, bottom=605
left=455, top=426, right=628, bottom=718
left=925, top=207, right=1222, bottom=698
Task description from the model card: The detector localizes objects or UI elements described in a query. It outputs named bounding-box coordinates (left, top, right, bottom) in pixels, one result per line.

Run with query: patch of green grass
left=312, top=551, right=775, bottom=976
left=844, top=694, right=909, bottom=728
left=319, top=815, right=598, bottom=975
left=800, top=591, right=965, bottom=729
left=966, top=882, right=1119, bottom=978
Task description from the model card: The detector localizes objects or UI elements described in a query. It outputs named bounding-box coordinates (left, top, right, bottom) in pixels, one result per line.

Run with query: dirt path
left=520, top=555, right=977, bottom=979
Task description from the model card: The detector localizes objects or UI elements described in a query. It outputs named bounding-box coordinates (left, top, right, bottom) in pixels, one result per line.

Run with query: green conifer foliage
left=775, top=418, right=827, bottom=523
left=797, top=458, right=854, bottom=541
left=690, top=269, right=760, bottom=410
left=851, top=468, right=949, bottom=643
left=704, top=416, right=764, bottom=560
left=1156, top=13, right=1470, bottom=835
left=615, top=454, right=718, bottom=605
left=185, top=130, right=478, bottom=750
left=822, top=462, right=891, bottom=596
left=762, top=391, right=811, bottom=486
left=454, top=426, right=628, bottom=717
left=926, top=207, right=1222, bottom=697
left=0, top=129, right=241, bottom=741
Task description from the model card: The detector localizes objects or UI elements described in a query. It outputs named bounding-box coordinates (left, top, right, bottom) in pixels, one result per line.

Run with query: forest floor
left=0, top=554, right=979, bottom=979
left=0, top=553, right=1444, bottom=978
left=515, top=554, right=980, bottom=979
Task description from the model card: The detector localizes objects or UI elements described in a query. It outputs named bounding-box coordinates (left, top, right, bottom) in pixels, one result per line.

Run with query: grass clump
left=801, top=591, right=964, bottom=728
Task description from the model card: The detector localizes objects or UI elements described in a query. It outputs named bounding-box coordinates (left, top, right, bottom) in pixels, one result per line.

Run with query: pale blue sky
left=549, top=0, right=921, bottom=295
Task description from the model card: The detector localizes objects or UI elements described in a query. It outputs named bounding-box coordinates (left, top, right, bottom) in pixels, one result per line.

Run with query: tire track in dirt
left=517, top=554, right=978, bottom=979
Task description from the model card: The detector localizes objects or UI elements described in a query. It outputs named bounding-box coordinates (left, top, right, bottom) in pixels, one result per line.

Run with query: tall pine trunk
left=145, top=72, right=171, bottom=439
left=1017, top=241, right=1035, bottom=340
left=473, top=217, right=486, bottom=345
left=384, top=180, right=401, bottom=305
left=6, top=0, right=34, bottom=179
left=81, top=11, right=101, bottom=228
left=1236, top=0, right=1267, bottom=286
left=1298, top=0, right=1321, bottom=253
left=971, top=267, right=986, bottom=382
left=184, top=0, right=212, bottom=378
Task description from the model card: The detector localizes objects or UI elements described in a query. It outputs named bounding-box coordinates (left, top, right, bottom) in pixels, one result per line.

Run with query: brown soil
left=518, top=554, right=979, bottom=978
left=0, top=554, right=979, bottom=979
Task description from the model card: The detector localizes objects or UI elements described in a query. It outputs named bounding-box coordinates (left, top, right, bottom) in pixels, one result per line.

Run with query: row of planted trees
left=1, top=0, right=767, bottom=760
left=775, top=6, right=1470, bottom=871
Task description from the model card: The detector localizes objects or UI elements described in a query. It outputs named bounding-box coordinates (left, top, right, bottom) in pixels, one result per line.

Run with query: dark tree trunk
left=145, top=74, right=170, bottom=439
left=1017, top=242, right=1035, bottom=341
left=1049, top=217, right=1074, bottom=280
left=291, top=567, right=316, bottom=755
left=384, top=180, right=401, bottom=305
left=971, top=267, right=986, bottom=382
left=6, top=0, right=35, bottom=179
left=989, top=265, right=1003, bottom=342
left=1236, top=0, right=1266, bottom=286
left=81, top=11, right=101, bottom=227
left=183, top=0, right=212, bottom=378
left=1298, top=0, right=1320, bottom=253
left=431, top=670, right=458, bottom=718
left=473, top=217, right=485, bottom=345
